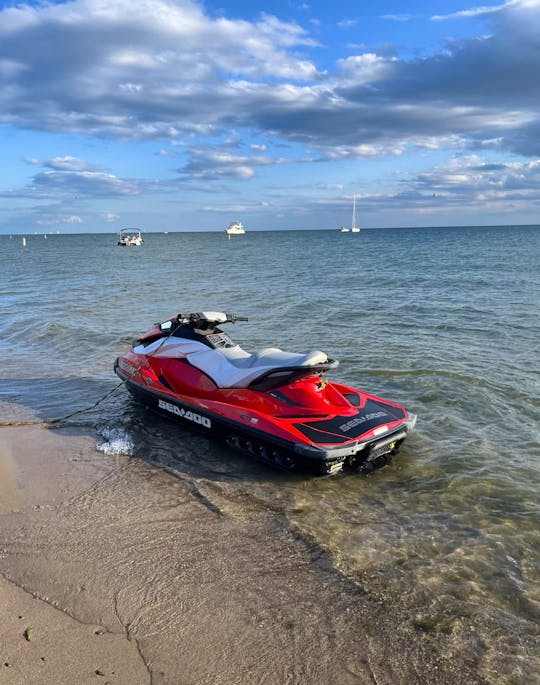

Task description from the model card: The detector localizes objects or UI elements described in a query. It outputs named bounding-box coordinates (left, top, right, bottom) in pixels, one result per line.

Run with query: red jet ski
left=114, top=311, right=416, bottom=475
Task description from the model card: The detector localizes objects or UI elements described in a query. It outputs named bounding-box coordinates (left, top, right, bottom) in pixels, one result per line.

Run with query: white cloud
left=0, top=0, right=540, bottom=193
left=34, top=170, right=142, bottom=196
left=335, top=53, right=396, bottom=86
left=37, top=213, right=84, bottom=226
left=0, top=0, right=320, bottom=137
left=45, top=156, right=102, bottom=171
left=101, top=212, right=120, bottom=222
left=431, top=1, right=518, bottom=21
left=411, top=155, right=540, bottom=204
left=181, top=147, right=285, bottom=180
left=380, top=14, right=412, bottom=22
left=0, top=157, right=148, bottom=200
left=337, top=18, right=359, bottom=29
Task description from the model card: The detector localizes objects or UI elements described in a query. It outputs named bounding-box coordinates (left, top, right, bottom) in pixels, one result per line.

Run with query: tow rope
left=0, top=380, right=126, bottom=429
left=0, top=318, right=182, bottom=429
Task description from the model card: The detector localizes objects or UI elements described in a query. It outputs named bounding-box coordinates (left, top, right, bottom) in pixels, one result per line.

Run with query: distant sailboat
left=351, top=195, right=360, bottom=232
left=338, top=195, right=360, bottom=233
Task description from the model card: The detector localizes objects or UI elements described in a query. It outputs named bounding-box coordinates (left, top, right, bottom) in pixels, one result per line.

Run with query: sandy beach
left=0, top=413, right=486, bottom=685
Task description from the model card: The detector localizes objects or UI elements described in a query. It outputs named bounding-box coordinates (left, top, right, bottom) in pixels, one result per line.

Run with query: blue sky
left=1, top=0, right=539, bottom=233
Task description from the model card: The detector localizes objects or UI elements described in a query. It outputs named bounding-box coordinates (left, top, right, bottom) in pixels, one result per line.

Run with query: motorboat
left=225, top=221, right=245, bottom=236
left=118, top=228, right=143, bottom=246
left=114, top=311, right=416, bottom=475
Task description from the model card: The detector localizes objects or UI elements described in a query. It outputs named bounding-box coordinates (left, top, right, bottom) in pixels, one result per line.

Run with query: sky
left=1, top=0, right=540, bottom=233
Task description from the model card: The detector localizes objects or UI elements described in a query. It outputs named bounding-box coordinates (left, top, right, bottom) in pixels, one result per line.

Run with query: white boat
left=338, top=226, right=350, bottom=232
left=118, top=228, right=143, bottom=246
left=225, top=221, right=245, bottom=236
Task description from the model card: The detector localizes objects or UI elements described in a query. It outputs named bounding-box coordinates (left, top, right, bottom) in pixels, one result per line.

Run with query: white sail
left=351, top=195, right=360, bottom=232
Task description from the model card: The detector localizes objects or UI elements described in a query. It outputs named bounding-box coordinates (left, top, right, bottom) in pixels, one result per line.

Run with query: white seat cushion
left=188, top=347, right=328, bottom=388
left=134, top=336, right=328, bottom=388
left=247, top=347, right=328, bottom=368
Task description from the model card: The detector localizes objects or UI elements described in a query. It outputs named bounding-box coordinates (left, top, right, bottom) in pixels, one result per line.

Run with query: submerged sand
left=0, top=418, right=485, bottom=685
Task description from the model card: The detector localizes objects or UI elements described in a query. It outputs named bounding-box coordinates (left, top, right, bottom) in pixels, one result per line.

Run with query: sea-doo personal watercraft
left=114, top=312, right=416, bottom=475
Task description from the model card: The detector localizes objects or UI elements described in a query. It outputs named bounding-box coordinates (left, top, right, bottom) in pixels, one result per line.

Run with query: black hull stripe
left=115, top=366, right=409, bottom=465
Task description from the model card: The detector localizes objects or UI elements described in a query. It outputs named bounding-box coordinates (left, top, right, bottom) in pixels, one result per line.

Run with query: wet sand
left=0, top=419, right=486, bottom=684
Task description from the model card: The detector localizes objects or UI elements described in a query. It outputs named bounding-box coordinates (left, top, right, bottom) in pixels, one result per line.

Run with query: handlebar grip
left=224, top=312, right=247, bottom=322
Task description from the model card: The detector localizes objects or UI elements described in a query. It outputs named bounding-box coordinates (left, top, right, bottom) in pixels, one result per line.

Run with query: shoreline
left=0, top=419, right=484, bottom=684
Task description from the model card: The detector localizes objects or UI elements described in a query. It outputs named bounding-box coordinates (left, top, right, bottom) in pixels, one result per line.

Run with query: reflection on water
left=1, top=226, right=539, bottom=681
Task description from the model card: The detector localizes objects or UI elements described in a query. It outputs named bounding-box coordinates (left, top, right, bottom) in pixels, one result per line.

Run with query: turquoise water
left=1, top=226, right=539, bottom=681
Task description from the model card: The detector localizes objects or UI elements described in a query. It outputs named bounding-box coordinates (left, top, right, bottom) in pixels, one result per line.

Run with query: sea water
left=1, top=225, right=539, bottom=681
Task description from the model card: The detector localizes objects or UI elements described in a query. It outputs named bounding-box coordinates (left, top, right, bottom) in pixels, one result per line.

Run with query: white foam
left=96, top=427, right=134, bottom=456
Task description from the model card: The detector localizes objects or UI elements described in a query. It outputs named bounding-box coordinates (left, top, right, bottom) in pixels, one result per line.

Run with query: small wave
left=96, top=427, right=134, bottom=456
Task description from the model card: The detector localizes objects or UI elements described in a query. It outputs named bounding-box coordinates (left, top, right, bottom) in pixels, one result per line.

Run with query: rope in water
left=0, top=317, right=183, bottom=429
left=0, top=381, right=126, bottom=429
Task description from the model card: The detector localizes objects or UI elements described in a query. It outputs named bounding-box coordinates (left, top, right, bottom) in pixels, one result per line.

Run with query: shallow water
left=1, top=226, right=539, bottom=681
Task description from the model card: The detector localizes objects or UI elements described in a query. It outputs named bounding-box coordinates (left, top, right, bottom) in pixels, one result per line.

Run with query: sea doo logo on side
left=158, top=399, right=212, bottom=428
left=340, top=411, right=388, bottom=433
left=118, top=359, right=137, bottom=376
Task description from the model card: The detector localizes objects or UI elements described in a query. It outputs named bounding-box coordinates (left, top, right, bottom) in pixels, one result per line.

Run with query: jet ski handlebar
left=176, top=311, right=248, bottom=325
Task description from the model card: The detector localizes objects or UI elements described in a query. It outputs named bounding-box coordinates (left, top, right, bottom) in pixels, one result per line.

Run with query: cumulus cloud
left=33, top=170, right=142, bottom=197
left=0, top=0, right=318, bottom=138
left=37, top=213, right=84, bottom=226
left=0, top=0, right=539, bottom=178
left=0, top=157, right=147, bottom=199
left=335, top=53, right=395, bottom=85
left=180, top=147, right=285, bottom=180
left=101, top=212, right=120, bottom=222
left=383, top=155, right=540, bottom=214
left=28, top=156, right=104, bottom=172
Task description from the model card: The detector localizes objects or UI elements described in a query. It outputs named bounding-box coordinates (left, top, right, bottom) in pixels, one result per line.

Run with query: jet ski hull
left=114, top=355, right=415, bottom=476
